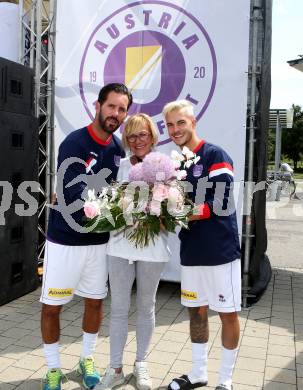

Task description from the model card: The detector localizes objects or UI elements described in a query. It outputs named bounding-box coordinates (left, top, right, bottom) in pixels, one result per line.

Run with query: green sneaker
left=42, top=368, right=64, bottom=390
left=78, top=356, right=101, bottom=389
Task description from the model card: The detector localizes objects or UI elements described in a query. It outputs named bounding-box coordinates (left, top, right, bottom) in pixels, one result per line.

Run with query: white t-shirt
left=281, top=162, right=293, bottom=173
left=106, top=157, right=171, bottom=262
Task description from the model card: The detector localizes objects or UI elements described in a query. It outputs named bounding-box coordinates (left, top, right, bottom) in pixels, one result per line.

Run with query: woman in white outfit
left=98, top=114, right=170, bottom=390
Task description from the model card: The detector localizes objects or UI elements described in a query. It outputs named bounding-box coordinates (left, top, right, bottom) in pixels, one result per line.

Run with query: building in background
left=288, top=55, right=303, bottom=72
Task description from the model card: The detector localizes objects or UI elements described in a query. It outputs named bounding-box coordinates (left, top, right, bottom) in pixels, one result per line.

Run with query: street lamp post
left=274, top=111, right=281, bottom=179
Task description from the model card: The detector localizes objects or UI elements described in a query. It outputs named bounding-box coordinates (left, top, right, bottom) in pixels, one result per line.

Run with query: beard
left=98, top=112, right=120, bottom=134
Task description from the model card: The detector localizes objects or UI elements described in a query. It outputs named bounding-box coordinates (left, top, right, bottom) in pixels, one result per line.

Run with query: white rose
left=87, top=189, right=96, bottom=201
left=184, top=160, right=193, bottom=169
left=99, top=187, right=108, bottom=198
left=176, top=170, right=187, bottom=180
left=171, top=150, right=185, bottom=162
left=182, top=146, right=190, bottom=154
left=173, top=160, right=181, bottom=169
left=186, top=151, right=195, bottom=159
left=182, top=146, right=194, bottom=159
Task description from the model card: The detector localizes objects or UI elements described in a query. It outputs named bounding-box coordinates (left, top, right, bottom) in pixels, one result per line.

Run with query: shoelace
left=45, top=370, right=62, bottom=389
left=82, top=358, right=95, bottom=375
left=136, top=366, right=149, bottom=380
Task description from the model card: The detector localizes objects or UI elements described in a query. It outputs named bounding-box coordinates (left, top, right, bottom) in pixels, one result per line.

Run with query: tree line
left=268, top=104, right=303, bottom=170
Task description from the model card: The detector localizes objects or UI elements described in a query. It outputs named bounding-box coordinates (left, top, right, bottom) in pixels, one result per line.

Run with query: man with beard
left=40, top=83, right=132, bottom=390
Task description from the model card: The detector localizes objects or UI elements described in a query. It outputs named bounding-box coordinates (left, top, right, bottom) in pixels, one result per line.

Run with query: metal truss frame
left=18, top=0, right=56, bottom=263
left=242, top=0, right=270, bottom=307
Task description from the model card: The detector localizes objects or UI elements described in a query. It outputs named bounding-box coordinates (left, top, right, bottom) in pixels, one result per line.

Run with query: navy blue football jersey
left=179, top=140, right=241, bottom=266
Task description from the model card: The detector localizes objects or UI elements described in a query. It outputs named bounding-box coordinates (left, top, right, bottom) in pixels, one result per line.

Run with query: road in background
left=266, top=180, right=303, bottom=268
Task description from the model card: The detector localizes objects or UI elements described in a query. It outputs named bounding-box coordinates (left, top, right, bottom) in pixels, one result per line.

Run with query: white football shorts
left=181, top=259, right=241, bottom=312
left=40, top=240, right=108, bottom=305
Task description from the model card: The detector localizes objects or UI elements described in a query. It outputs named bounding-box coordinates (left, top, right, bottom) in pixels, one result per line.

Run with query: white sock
left=188, top=342, right=208, bottom=383
left=43, top=342, right=61, bottom=370
left=81, top=331, right=98, bottom=359
left=218, top=346, right=238, bottom=389
left=169, top=343, right=208, bottom=390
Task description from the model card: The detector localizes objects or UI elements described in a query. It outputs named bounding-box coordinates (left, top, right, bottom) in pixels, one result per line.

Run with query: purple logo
left=79, top=1, right=217, bottom=146
left=104, top=30, right=186, bottom=119
left=193, top=164, right=203, bottom=178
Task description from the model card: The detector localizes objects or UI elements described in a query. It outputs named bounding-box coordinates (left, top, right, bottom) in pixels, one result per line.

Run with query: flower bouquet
left=83, top=151, right=196, bottom=248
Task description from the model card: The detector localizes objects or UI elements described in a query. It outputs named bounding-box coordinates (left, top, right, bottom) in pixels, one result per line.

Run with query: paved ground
left=0, top=195, right=302, bottom=389
left=267, top=181, right=303, bottom=268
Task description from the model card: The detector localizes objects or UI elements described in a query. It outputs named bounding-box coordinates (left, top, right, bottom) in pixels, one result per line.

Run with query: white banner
left=55, top=0, right=250, bottom=281
left=0, top=3, right=19, bottom=62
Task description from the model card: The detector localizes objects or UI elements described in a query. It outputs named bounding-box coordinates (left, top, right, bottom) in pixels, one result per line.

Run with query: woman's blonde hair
left=122, top=113, right=158, bottom=150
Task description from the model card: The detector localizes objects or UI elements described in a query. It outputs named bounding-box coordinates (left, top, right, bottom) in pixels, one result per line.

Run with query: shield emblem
left=125, top=45, right=162, bottom=103
left=193, top=164, right=203, bottom=178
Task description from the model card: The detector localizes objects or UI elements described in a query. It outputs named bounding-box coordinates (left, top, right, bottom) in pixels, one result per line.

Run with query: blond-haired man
left=163, top=100, right=241, bottom=390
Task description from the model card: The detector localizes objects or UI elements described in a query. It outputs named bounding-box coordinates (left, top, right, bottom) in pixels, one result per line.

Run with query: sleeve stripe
left=209, top=167, right=234, bottom=178
left=85, top=157, right=93, bottom=167
left=198, top=203, right=211, bottom=219
left=208, top=162, right=233, bottom=172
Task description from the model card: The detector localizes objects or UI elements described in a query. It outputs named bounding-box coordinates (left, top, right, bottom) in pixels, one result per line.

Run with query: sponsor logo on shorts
left=219, top=294, right=226, bottom=302
left=181, top=289, right=197, bottom=300
left=48, top=288, right=74, bottom=297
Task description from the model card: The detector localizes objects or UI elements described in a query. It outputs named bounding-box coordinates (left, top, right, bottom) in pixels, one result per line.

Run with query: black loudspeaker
left=0, top=57, right=34, bottom=116
left=0, top=57, right=39, bottom=305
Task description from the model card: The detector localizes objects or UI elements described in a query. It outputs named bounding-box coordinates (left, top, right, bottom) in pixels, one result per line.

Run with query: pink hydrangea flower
left=129, top=162, right=144, bottom=181
left=141, top=152, right=176, bottom=183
